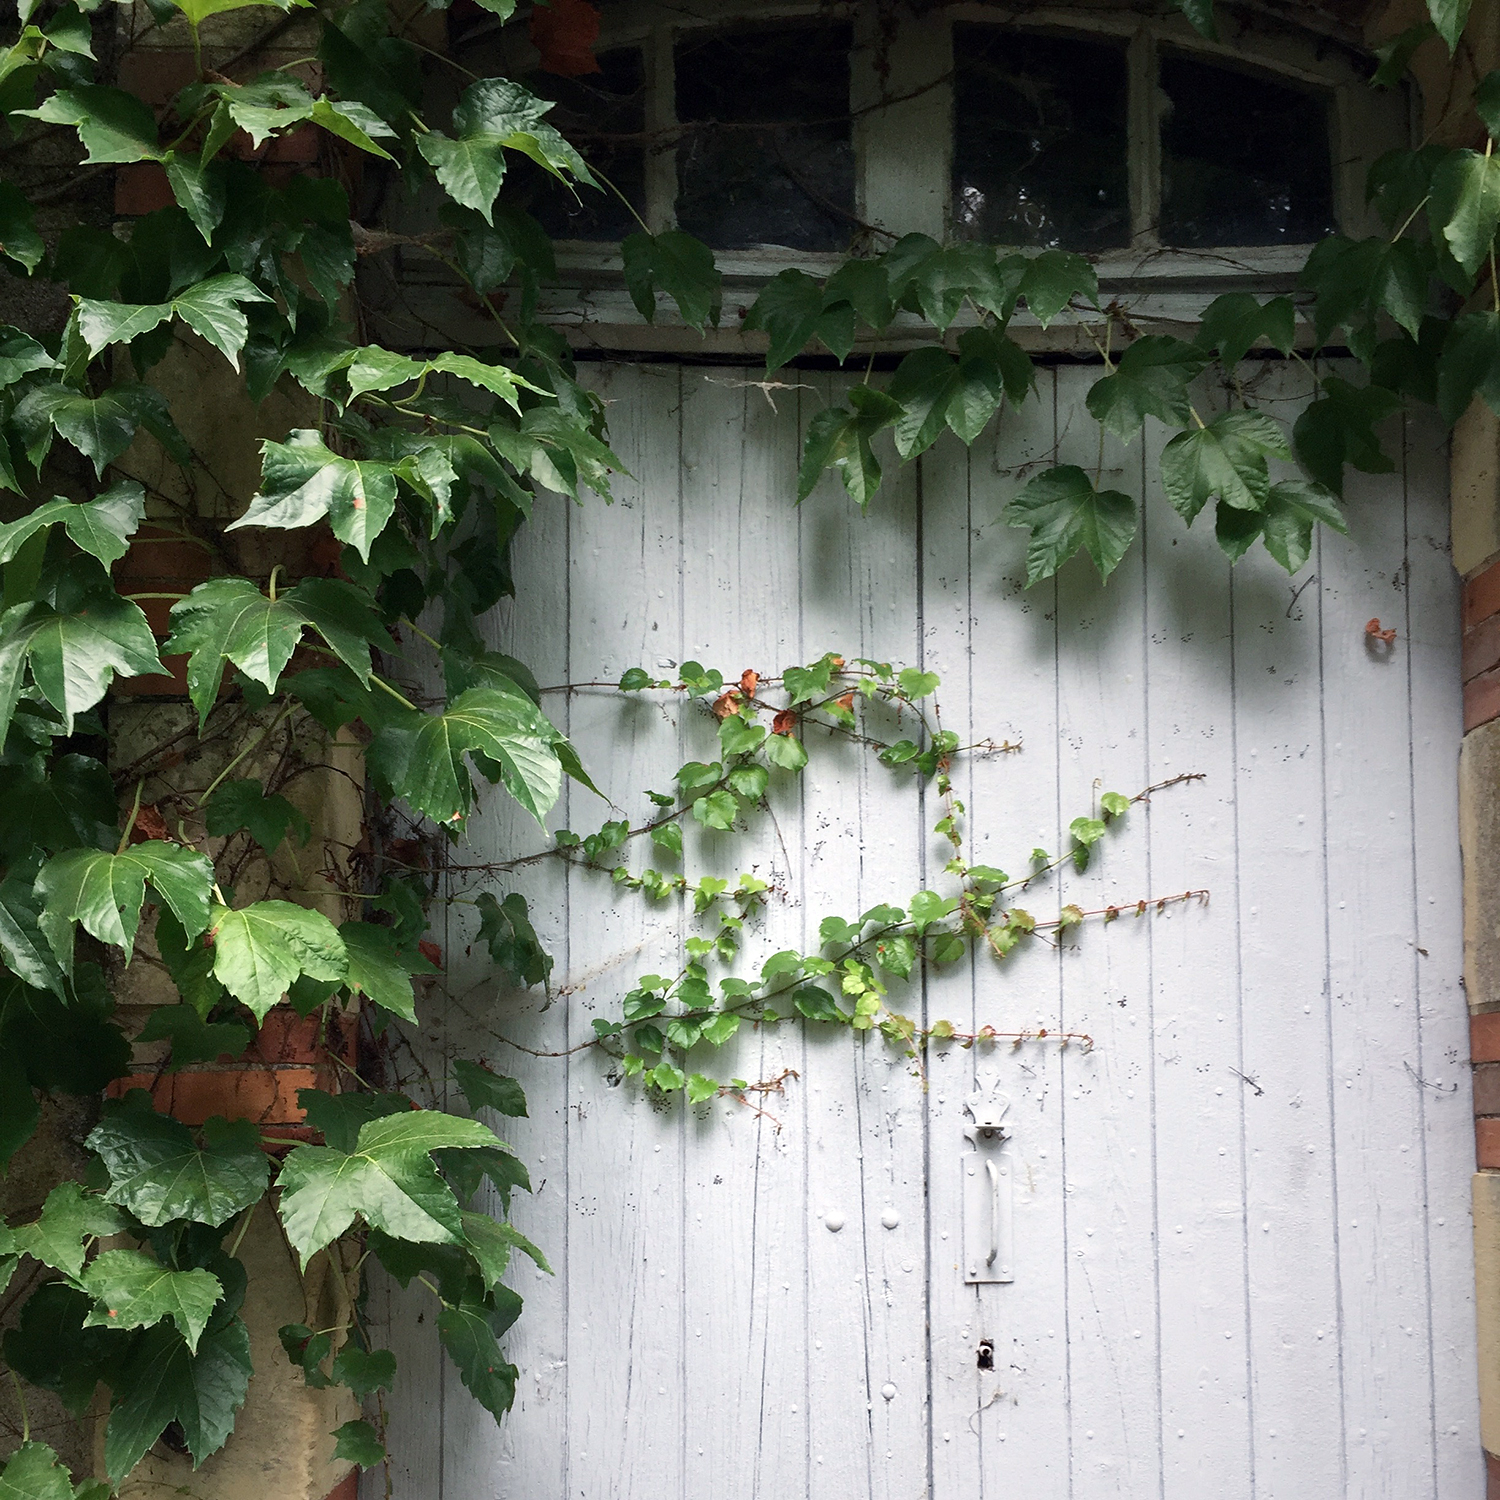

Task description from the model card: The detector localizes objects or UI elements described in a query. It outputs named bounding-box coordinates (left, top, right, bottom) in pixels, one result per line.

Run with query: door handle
left=985, top=1157, right=1000, bottom=1267
left=963, top=1071, right=1014, bottom=1284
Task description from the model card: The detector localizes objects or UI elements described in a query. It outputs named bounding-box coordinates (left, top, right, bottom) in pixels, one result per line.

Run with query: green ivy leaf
left=308, top=98, right=397, bottom=159
left=35, top=841, right=213, bottom=969
left=1196, top=293, right=1296, bottom=367
left=80, top=1249, right=222, bottom=1351
left=474, top=890, right=552, bottom=988
left=1017, top=250, right=1098, bottom=327
left=691, top=787, right=738, bottom=831
left=332, top=1419, right=385, bottom=1468
left=0, top=1442, right=76, bottom=1500
left=203, top=777, right=311, bottom=854
left=137, top=1004, right=250, bottom=1069
left=1426, top=0, right=1471, bottom=52
left=21, top=86, right=160, bottom=163
left=103, top=1318, right=251, bottom=1481
left=276, top=1109, right=501, bottom=1265
left=329, top=1345, right=396, bottom=1399
left=368, top=686, right=565, bottom=826
left=1429, top=147, right=1500, bottom=277
left=621, top=230, right=721, bottom=332
left=745, top=268, right=838, bottom=372
left=1001, top=464, right=1136, bottom=585
left=339, top=920, right=427, bottom=1022
left=296, top=1088, right=411, bottom=1153
left=1215, top=480, right=1347, bottom=574
left=417, top=78, right=592, bottom=224
left=1292, top=376, right=1401, bottom=495
left=0, top=184, right=43, bottom=274
left=164, top=575, right=382, bottom=723
left=0, top=483, right=145, bottom=570
left=454, top=1059, right=527, bottom=1118
left=1160, top=410, right=1289, bottom=521
left=209, top=900, right=347, bottom=1021
left=0, top=325, right=52, bottom=389
left=13, top=384, right=156, bottom=479
left=87, top=1095, right=270, bottom=1228
left=765, top=730, right=808, bottom=771
left=0, top=577, right=163, bottom=739
left=8, top=1182, right=124, bottom=1279
left=436, top=1290, right=521, bottom=1421
left=797, top=386, right=901, bottom=507
left=162, top=151, right=227, bottom=243
left=1373, top=22, right=1437, bottom=87
left=228, top=430, right=399, bottom=561
left=1085, top=336, right=1211, bottom=440
left=1438, top=308, right=1500, bottom=424
left=0, top=866, right=65, bottom=996
left=1300, top=235, right=1431, bottom=345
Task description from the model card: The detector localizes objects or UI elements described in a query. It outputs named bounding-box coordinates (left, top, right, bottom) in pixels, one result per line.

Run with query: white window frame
left=403, top=1, right=1413, bottom=355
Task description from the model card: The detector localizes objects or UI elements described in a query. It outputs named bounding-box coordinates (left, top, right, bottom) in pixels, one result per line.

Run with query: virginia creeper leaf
left=1001, top=464, right=1136, bottom=584
left=87, top=1096, right=269, bottom=1228
left=35, top=841, right=213, bottom=968
left=103, top=1318, right=251, bottom=1480
left=80, top=1249, right=222, bottom=1351
left=209, top=900, right=347, bottom=1020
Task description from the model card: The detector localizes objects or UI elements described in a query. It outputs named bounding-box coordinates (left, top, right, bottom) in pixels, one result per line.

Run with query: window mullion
left=851, top=5, right=952, bottom=244
left=1127, top=25, right=1161, bottom=249
left=645, top=20, right=678, bottom=232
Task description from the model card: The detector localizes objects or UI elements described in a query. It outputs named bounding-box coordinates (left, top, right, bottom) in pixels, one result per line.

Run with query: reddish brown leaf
left=739, top=669, right=759, bottom=698
left=1365, top=617, right=1397, bottom=644
left=129, top=803, right=169, bottom=844
left=772, top=709, right=798, bottom=736
left=530, top=0, right=601, bottom=76
left=418, top=939, right=443, bottom=968
left=711, top=691, right=742, bottom=720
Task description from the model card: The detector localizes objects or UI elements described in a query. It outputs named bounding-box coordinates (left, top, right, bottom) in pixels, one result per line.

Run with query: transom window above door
left=456, top=2, right=1407, bottom=272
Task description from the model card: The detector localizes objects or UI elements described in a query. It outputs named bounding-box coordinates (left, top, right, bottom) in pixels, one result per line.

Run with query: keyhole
left=977, top=1339, right=994, bottom=1371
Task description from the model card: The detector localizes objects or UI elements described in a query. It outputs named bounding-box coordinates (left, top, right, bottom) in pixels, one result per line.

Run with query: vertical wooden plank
left=1403, top=409, right=1482, bottom=1497
left=1052, top=364, right=1164, bottom=1500
left=434, top=484, right=576, bottom=1500
left=561, top=362, right=688, bottom=1500
left=1230, top=361, right=1345, bottom=1500
left=676, top=368, right=810, bottom=1494
left=1319, top=367, right=1440, bottom=1500
left=361, top=1264, right=443, bottom=1499
left=799, top=373, right=927, bottom=1500
left=962, top=371, right=1072, bottom=1498
left=918, top=419, right=982, bottom=1500
left=1141, top=374, right=1252, bottom=1500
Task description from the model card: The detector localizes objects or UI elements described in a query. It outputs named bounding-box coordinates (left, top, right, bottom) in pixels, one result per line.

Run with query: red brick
left=116, top=50, right=198, bottom=106
left=324, top=1471, right=358, bottom=1500
left=1478, top=1117, right=1500, bottom=1167
left=1466, top=615, right=1500, bottom=682
left=114, top=163, right=175, bottom=217
left=1477, top=1063, right=1500, bottom=1117
left=251, top=1008, right=356, bottom=1066
left=107, top=1066, right=329, bottom=1126
left=1466, top=666, right=1500, bottom=732
left=1466, top=559, right=1500, bottom=630
left=1487, top=1448, right=1500, bottom=1500
left=1474, top=1013, right=1500, bottom=1063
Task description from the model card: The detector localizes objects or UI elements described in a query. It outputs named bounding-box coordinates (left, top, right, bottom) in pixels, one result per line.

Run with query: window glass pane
left=951, top=26, right=1130, bottom=251
left=1159, top=54, right=1336, bottom=247
left=509, top=48, right=646, bottom=242
left=675, top=23, right=854, bottom=252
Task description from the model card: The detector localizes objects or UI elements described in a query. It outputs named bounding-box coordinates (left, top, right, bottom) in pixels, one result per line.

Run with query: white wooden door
left=368, top=360, right=1480, bottom=1500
